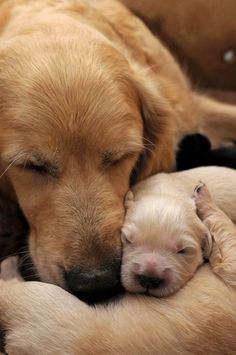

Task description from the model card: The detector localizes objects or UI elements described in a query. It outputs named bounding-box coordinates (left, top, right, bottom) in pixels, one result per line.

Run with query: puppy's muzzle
left=137, top=274, right=163, bottom=289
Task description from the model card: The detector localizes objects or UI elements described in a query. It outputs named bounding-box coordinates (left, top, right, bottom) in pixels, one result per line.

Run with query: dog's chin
left=72, top=283, right=125, bottom=305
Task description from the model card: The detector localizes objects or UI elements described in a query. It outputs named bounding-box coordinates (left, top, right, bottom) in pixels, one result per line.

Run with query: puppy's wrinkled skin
left=121, top=166, right=236, bottom=296
left=195, top=184, right=236, bottom=286
left=1, top=0, right=236, bottom=294
left=1, top=258, right=236, bottom=354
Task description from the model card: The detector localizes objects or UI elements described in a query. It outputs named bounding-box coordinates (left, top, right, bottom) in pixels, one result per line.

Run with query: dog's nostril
left=65, top=261, right=121, bottom=300
left=137, top=274, right=163, bottom=289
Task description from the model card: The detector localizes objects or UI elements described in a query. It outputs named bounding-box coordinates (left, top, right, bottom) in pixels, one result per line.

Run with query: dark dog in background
left=177, top=134, right=236, bottom=171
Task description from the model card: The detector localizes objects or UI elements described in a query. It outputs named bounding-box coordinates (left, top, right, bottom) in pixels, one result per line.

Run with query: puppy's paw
left=211, top=246, right=236, bottom=288
left=0, top=257, right=23, bottom=282
left=213, top=265, right=236, bottom=288
left=194, top=181, right=206, bottom=195
left=193, top=182, right=217, bottom=221
left=124, top=190, right=134, bottom=208
left=209, top=225, right=236, bottom=288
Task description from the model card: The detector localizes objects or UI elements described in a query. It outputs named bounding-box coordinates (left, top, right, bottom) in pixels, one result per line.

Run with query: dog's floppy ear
left=131, top=74, right=177, bottom=183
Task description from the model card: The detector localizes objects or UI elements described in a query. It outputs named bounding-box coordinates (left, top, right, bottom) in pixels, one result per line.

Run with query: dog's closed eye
left=18, top=160, right=56, bottom=176
left=2, top=152, right=59, bottom=178
left=101, top=150, right=138, bottom=168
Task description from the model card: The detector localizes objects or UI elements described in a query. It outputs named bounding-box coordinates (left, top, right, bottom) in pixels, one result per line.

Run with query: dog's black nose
left=137, top=274, right=163, bottom=289
left=65, top=260, right=121, bottom=302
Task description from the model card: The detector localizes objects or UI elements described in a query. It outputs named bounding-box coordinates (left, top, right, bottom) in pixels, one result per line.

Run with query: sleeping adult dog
left=1, top=0, right=236, bottom=299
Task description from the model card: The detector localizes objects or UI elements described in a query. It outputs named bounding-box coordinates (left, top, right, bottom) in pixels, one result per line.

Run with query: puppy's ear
left=131, top=74, right=177, bottom=183
left=201, top=226, right=213, bottom=259
left=121, top=227, right=133, bottom=244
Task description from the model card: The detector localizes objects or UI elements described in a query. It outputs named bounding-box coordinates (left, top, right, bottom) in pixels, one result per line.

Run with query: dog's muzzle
left=64, top=259, right=123, bottom=303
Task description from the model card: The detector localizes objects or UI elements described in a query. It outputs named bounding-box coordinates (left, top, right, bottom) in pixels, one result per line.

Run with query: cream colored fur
left=0, top=257, right=236, bottom=354
left=1, top=0, right=236, bottom=287
left=1, top=168, right=236, bottom=353
left=121, top=166, right=236, bottom=296
left=195, top=183, right=236, bottom=287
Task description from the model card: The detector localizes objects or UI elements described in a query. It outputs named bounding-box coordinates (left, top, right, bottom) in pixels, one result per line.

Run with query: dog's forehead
left=0, top=42, right=143, bottom=152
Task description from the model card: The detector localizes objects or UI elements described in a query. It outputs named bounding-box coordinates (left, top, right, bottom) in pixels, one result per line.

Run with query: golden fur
left=0, top=1, right=236, bottom=352
left=119, top=0, right=236, bottom=90
left=1, top=187, right=236, bottom=353
left=1, top=0, right=236, bottom=289
left=0, top=255, right=236, bottom=354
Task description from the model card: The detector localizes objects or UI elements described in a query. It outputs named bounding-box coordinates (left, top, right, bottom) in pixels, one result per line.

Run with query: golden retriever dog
left=121, top=167, right=236, bottom=296
left=1, top=0, right=236, bottom=300
left=1, top=250, right=236, bottom=354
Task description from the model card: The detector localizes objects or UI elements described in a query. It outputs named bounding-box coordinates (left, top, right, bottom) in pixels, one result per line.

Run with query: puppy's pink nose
left=143, top=260, right=158, bottom=274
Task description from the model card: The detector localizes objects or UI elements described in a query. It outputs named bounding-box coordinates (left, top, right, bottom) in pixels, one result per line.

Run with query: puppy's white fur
left=121, top=166, right=236, bottom=296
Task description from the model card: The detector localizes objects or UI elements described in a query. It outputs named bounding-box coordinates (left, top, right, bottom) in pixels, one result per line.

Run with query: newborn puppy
left=121, top=166, right=236, bottom=297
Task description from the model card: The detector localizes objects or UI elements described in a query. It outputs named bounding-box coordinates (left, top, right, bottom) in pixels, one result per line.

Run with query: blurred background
left=120, top=0, right=236, bottom=99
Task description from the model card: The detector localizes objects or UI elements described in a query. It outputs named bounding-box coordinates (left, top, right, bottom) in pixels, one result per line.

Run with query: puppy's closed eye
left=178, top=248, right=188, bottom=255
left=177, top=246, right=196, bottom=256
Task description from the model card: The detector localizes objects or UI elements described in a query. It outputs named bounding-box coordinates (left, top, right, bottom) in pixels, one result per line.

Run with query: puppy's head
left=0, top=27, right=176, bottom=298
left=121, top=192, right=212, bottom=297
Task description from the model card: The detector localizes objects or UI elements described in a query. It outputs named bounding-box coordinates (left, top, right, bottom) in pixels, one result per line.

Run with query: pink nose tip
left=143, top=260, right=158, bottom=274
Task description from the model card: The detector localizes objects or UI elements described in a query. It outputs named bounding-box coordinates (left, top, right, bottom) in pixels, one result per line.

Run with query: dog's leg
left=193, top=94, right=236, bottom=145
left=195, top=183, right=236, bottom=287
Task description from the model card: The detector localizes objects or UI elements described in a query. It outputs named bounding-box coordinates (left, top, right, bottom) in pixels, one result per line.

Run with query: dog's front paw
left=0, top=265, right=90, bottom=354
left=0, top=257, right=24, bottom=354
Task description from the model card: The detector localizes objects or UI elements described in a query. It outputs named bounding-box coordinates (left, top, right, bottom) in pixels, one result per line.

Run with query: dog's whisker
left=0, top=157, right=19, bottom=179
left=143, top=137, right=155, bottom=147
left=136, top=64, right=159, bottom=75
